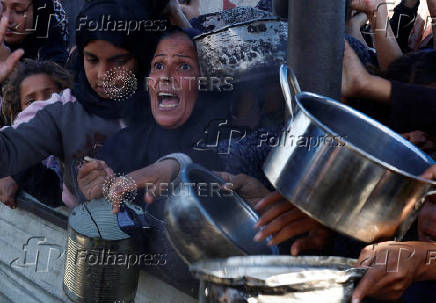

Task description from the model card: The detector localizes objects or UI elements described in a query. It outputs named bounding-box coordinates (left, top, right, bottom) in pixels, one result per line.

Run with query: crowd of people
left=0, top=0, right=435, bottom=302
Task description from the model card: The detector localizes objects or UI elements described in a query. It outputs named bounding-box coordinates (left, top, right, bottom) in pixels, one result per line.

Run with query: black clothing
left=13, top=163, right=62, bottom=207
left=390, top=1, right=420, bottom=53
left=390, top=81, right=436, bottom=135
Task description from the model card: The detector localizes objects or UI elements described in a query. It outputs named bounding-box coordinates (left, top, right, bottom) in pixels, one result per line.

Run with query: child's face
left=19, top=73, right=60, bottom=110
left=418, top=198, right=436, bottom=242
left=83, top=40, right=137, bottom=99
left=1, top=0, right=34, bottom=45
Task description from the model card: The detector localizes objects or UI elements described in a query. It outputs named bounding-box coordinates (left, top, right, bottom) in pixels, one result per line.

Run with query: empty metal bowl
left=164, top=164, right=276, bottom=264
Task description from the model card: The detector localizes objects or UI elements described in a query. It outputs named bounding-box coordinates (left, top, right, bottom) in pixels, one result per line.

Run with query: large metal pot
left=263, top=65, right=436, bottom=242
left=191, top=6, right=273, bottom=33
left=194, top=17, right=287, bottom=83
left=164, top=164, right=276, bottom=265
left=190, top=256, right=366, bottom=303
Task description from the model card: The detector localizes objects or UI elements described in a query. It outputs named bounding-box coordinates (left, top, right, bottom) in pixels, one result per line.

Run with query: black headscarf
left=5, top=0, right=69, bottom=65
left=72, top=0, right=164, bottom=121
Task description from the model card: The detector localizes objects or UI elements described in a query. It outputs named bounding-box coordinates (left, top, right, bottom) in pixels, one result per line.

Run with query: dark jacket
left=390, top=81, right=436, bottom=135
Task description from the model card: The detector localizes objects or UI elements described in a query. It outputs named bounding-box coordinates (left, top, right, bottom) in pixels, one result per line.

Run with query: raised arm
left=352, top=0, right=403, bottom=70
left=0, top=16, right=24, bottom=83
left=166, top=0, right=193, bottom=29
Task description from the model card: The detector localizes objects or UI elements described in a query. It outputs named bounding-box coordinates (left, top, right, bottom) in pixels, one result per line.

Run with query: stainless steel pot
left=191, top=6, right=273, bottom=33
left=164, top=164, right=275, bottom=265
left=263, top=65, right=436, bottom=242
left=190, top=256, right=366, bottom=303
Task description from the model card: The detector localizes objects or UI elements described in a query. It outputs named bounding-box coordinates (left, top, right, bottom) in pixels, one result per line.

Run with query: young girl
left=0, top=59, right=72, bottom=207
left=0, top=0, right=69, bottom=65
left=1, top=59, right=72, bottom=124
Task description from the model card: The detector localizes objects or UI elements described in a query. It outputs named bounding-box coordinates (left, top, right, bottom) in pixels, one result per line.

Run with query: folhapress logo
left=10, top=236, right=65, bottom=273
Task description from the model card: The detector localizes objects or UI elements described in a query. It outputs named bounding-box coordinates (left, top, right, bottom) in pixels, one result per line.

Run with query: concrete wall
left=0, top=202, right=196, bottom=303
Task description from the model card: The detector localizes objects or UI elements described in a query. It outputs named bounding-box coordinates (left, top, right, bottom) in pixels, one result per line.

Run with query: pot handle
left=280, top=64, right=301, bottom=121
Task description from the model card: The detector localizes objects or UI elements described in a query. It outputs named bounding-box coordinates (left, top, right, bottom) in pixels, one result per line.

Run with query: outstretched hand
left=0, top=16, right=24, bottom=84
left=254, top=192, right=333, bottom=256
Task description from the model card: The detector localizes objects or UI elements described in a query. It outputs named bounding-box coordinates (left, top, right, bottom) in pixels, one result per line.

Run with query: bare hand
left=352, top=241, right=422, bottom=302
left=342, top=41, right=371, bottom=98
left=179, top=0, right=200, bottom=20
left=347, top=12, right=369, bottom=46
left=77, top=160, right=114, bottom=201
left=0, top=176, right=18, bottom=209
left=0, top=43, right=10, bottom=61
left=164, top=0, right=192, bottom=27
left=402, top=130, right=435, bottom=154
left=110, top=159, right=180, bottom=214
left=254, top=192, right=333, bottom=256
left=0, top=16, right=24, bottom=83
left=351, top=0, right=384, bottom=15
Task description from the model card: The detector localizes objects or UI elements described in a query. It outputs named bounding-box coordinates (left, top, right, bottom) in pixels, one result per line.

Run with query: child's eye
left=25, top=98, right=35, bottom=106
left=15, top=10, right=26, bottom=15
left=154, top=62, right=164, bottom=70
left=43, top=90, right=57, bottom=99
left=180, top=63, right=191, bottom=71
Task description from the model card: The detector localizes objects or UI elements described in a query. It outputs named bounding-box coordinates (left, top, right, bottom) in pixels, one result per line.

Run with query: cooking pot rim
left=295, top=91, right=436, bottom=186
left=193, top=17, right=285, bottom=41
left=189, top=255, right=366, bottom=287
left=178, top=164, right=264, bottom=252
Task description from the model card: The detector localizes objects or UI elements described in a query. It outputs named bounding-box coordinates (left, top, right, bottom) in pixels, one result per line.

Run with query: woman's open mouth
left=158, top=92, right=180, bottom=111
